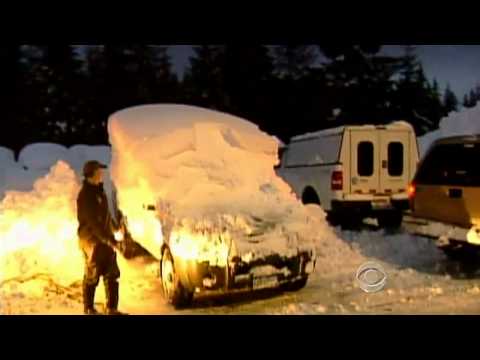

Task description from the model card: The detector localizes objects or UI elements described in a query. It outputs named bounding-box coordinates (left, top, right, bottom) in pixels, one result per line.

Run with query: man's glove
left=114, top=240, right=128, bottom=256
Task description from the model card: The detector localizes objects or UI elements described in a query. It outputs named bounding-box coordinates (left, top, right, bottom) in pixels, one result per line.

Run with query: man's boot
left=104, top=280, right=127, bottom=315
left=83, top=282, right=100, bottom=315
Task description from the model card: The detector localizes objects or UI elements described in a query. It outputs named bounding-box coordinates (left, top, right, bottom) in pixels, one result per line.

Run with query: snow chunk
left=418, top=105, right=480, bottom=158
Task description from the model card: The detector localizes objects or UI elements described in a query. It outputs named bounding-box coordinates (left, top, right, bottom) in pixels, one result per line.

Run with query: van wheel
left=377, top=211, right=403, bottom=229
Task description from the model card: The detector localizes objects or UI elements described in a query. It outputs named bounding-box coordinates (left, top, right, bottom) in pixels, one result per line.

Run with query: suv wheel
left=281, top=276, right=309, bottom=292
left=161, top=247, right=194, bottom=308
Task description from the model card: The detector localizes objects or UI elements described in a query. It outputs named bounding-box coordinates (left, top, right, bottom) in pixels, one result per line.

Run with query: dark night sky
left=167, top=45, right=480, bottom=98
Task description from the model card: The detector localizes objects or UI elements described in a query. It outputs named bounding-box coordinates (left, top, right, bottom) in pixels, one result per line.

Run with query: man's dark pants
left=82, top=242, right=121, bottom=312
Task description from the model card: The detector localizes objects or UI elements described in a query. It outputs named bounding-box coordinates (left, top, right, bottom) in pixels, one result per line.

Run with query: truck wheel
left=340, top=215, right=363, bottom=230
left=302, top=187, right=320, bottom=205
left=161, top=247, right=194, bottom=308
left=281, top=276, right=308, bottom=292
left=326, top=212, right=341, bottom=227
left=377, top=211, right=403, bottom=229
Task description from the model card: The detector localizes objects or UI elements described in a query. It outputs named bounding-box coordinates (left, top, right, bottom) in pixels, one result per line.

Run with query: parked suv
left=407, top=135, right=480, bottom=256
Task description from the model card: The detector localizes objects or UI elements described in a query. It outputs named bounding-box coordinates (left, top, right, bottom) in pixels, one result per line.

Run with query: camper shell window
left=358, top=141, right=374, bottom=176
left=388, top=142, right=404, bottom=176
left=285, top=134, right=343, bottom=167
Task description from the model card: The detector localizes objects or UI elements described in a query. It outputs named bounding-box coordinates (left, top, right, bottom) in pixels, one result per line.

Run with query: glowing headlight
left=114, top=230, right=124, bottom=242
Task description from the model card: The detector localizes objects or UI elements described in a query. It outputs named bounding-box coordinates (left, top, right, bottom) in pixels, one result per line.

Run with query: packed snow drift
left=0, top=162, right=83, bottom=287
left=108, top=105, right=323, bottom=265
left=418, top=104, right=480, bottom=157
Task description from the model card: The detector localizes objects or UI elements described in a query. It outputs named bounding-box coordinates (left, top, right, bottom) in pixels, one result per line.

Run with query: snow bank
left=340, top=229, right=444, bottom=271
left=418, top=105, right=480, bottom=157
left=108, top=104, right=323, bottom=262
left=0, top=161, right=83, bottom=287
left=19, top=143, right=69, bottom=171
left=68, top=145, right=111, bottom=174
left=0, top=147, right=15, bottom=198
left=0, top=147, right=14, bottom=166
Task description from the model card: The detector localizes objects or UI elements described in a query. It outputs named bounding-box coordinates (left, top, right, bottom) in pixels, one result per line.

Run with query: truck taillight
left=331, top=171, right=343, bottom=191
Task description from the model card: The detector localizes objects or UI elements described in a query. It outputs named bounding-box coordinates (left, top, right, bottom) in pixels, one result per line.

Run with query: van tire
left=377, top=211, right=403, bottom=229
left=302, top=187, right=321, bottom=205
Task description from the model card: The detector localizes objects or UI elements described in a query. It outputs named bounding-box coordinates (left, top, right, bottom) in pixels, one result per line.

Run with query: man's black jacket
left=77, top=180, right=115, bottom=247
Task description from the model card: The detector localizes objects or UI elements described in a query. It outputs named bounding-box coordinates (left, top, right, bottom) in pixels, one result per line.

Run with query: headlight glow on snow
left=169, top=227, right=230, bottom=267
left=0, top=162, right=84, bottom=287
left=114, top=230, right=124, bottom=242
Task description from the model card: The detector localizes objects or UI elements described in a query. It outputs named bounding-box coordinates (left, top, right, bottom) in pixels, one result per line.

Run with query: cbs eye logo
left=356, top=262, right=387, bottom=293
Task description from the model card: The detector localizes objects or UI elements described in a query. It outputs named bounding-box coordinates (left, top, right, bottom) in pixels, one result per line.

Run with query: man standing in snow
left=77, top=160, right=126, bottom=315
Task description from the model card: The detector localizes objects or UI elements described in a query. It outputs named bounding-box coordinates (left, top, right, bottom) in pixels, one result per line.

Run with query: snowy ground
left=3, top=223, right=480, bottom=315
left=4, top=104, right=480, bottom=315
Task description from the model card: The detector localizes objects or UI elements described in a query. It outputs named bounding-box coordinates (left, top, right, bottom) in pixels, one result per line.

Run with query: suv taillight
left=408, top=183, right=416, bottom=211
left=408, top=183, right=416, bottom=199
left=331, top=171, right=343, bottom=191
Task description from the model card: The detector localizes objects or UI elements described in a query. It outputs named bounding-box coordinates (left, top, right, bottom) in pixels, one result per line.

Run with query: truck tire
left=161, top=247, right=194, bottom=308
left=326, top=212, right=341, bottom=227
left=377, top=211, right=403, bottom=230
left=302, top=187, right=320, bottom=205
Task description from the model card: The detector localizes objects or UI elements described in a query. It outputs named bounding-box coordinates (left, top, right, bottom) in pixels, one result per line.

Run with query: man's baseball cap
left=83, top=160, right=107, bottom=178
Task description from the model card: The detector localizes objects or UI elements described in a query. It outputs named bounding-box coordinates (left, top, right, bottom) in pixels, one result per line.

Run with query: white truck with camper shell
left=277, top=121, right=419, bottom=228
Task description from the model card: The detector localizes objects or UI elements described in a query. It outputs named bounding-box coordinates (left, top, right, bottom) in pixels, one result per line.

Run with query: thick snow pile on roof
left=19, top=143, right=70, bottom=171
left=108, top=104, right=323, bottom=261
left=418, top=105, right=480, bottom=157
left=0, top=161, right=83, bottom=287
left=291, top=121, right=414, bottom=142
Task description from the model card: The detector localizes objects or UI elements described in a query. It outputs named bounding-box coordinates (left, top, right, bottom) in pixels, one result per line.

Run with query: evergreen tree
left=318, top=44, right=401, bottom=125
left=183, top=45, right=226, bottom=109
left=273, top=45, right=317, bottom=79
left=20, top=45, right=84, bottom=146
left=0, top=46, right=25, bottom=152
left=392, top=46, right=444, bottom=134
left=443, top=83, right=458, bottom=114
left=463, top=85, right=480, bottom=108
left=222, top=45, right=274, bottom=119
left=84, top=45, right=179, bottom=144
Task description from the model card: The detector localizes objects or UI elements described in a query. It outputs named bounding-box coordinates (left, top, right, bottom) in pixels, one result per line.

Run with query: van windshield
left=416, top=143, right=480, bottom=186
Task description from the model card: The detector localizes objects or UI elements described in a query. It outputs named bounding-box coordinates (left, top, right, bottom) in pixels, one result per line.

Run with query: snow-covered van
left=277, top=122, right=419, bottom=228
left=107, top=105, right=319, bottom=308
